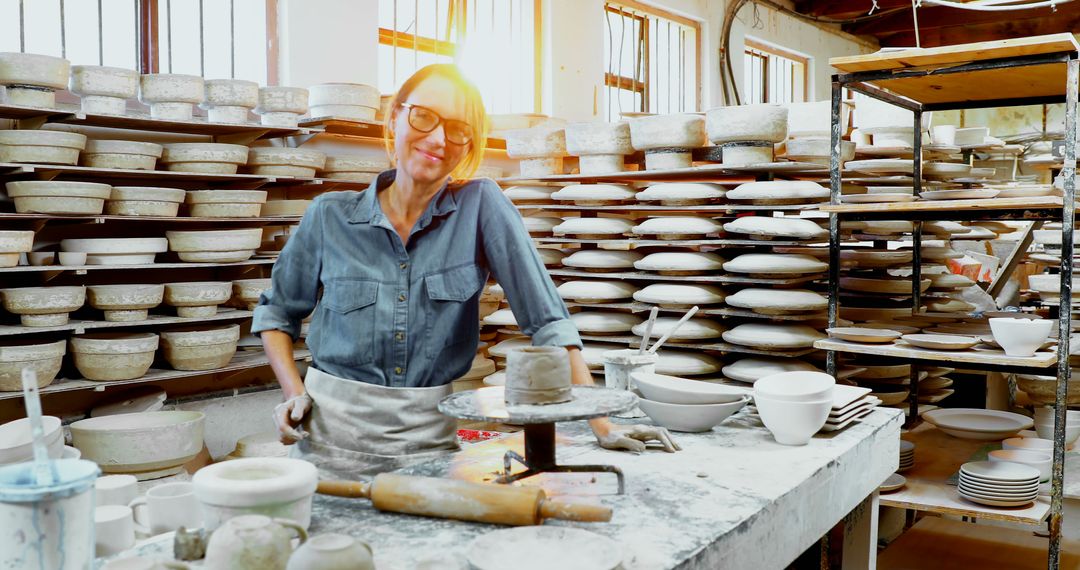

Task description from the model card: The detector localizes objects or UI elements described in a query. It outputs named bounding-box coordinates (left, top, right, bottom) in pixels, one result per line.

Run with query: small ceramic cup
left=27, top=251, right=55, bottom=266
left=58, top=251, right=88, bottom=266
left=129, top=481, right=203, bottom=535
left=95, top=504, right=136, bottom=557
left=96, top=474, right=139, bottom=506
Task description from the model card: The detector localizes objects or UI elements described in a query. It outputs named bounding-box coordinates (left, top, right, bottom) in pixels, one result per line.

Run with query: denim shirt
left=251, top=169, right=582, bottom=387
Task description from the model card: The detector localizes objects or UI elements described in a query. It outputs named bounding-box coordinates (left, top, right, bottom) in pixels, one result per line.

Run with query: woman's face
left=391, top=74, right=472, bottom=186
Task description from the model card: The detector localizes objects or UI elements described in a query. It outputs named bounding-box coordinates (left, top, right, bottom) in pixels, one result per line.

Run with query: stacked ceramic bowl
left=630, top=371, right=749, bottom=432
left=1033, top=407, right=1080, bottom=448
left=898, top=440, right=914, bottom=473
left=753, top=371, right=835, bottom=445
left=958, top=461, right=1040, bottom=507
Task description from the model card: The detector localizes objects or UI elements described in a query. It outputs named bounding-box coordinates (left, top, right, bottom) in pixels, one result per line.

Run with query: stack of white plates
left=898, top=440, right=915, bottom=473
left=958, top=461, right=1040, bottom=507
left=822, top=384, right=880, bottom=432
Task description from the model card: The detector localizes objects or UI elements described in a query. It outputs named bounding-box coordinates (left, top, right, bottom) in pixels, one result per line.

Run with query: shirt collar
left=348, top=169, right=459, bottom=225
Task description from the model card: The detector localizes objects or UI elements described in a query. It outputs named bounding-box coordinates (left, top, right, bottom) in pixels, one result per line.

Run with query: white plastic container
left=602, top=348, right=656, bottom=418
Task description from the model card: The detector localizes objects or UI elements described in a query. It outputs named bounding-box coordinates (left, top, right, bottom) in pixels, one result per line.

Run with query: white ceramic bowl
left=989, top=318, right=1054, bottom=357
left=637, top=395, right=749, bottom=433
left=630, top=371, right=746, bottom=405
left=0, top=416, right=63, bottom=465
left=753, top=392, right=831, bottom=446
left=988, top=449, right=1051, bottom=482
left=753, top=371, right=835, bottom=403
left=1034, top=407, right=1080, bottom=425
left=69, top=411, right=204, bottom=476
left=1002, top=437, right=1053, bottom=453
left=1035, top=421, right=1080, bottom=446
left=192, top=457, right=318, bottom=531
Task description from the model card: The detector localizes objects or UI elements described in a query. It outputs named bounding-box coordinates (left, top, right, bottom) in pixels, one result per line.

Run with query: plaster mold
left=570, top=311, right=642, bottom=334
left=0, top=52, right=69, bottom=107
left=633, top=316, right=725, bottom=341
left=106, top=186, right=186, bottom=217
left=562, top=249, right=643, bottom=271
left=504, top=185, right=559, bottom=203
left=632, top=217, right=723, bottom=239
left=86, top=284, right=165, bottom=321
left=161, top=143, right=249, bottom=174
left=628, top=114, right=707, bottom=170
left=203, top=79, right=259, bottom=124
left=69, top=65, right=139, bottom=115
left=537, top=248, right=566, bottom=267
left=720, top=144, right=773, bottom=167
left=635, top=183, right=725, bottom=205
left=564, top=122, right=633, bottom=174
left=256, top=86, right=309, bottom=127
left=138, top=74, right=205, bottom=120
left=309, top=83, right=380, bottom=120
left=163, top=281, right=233, bottom=317
left=654, top=350, right=723, bottom=376
left=232, top=278, right=272, bottom=309
left=723, top=253, right=828, bottom=276
left=60, top=237, right=168, bottom=265
left=247, top=147, right=327, bottom=177
left=707, top=104, right=788, bottom=144
left=261, top=200, right=311, bottom=217
left=186, top=190, right=268, bottom=218
left=787, top=100, right=848, bottom=138
left=633, top=284, right=725, bottom=307
left=166, top=228, right=261, bottom=262
left=522, top=215, right=561, bottom=236
left=634, top=251, right=725, bottom=275
left=69, top=410, right=204, bottom=475
left=0, top=230, right=33, bottom=268
left=723, top=323, right=826, bottom=349
left=725, top=288, right=828, bottom=315
left=160, top=324, right=241, bottom=370
left=504, top=127, right=567, bottom=177
left=0, top=129, right=87, bottom=165
left=722, top=216, right=827, bottom=240
left=557, top=280, right=637, bottom=303
left=82, top=139, right=163, bottom=170
left=727, top=181, right=830, bottom=204
left=785, top=138, right=855, bottom=166
left=550, top=183, right=636, bottom=205
left=552, top=217, right=633, bottom=238
left=0, top=339, right=65, bottom=391
left=5, top=181, right=111, bottom=214
left=0, top=285, right=86, bottom=326
left=320, top=155, right=389, bottom=181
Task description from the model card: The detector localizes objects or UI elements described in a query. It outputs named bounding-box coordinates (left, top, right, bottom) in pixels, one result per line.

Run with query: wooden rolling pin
left=318, top=473, right=612, bottom=526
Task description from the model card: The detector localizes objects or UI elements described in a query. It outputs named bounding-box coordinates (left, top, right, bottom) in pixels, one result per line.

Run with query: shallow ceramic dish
left=957, top=489, right=1036, bottom=508
left=69, top=410, right=204, bottom=477
left=721, top=216, right=826, bottom=240
left=900, top=334, right=978, bottom=350
left=722, top=323, right=825, bottom=349
left=638, top=394, right=750, bottom=433
left=467, top=526, right=623, bottom=570
left=922, top=408, right=1033, bottom=440
left=503, top=185, right=559, bottom=203
left=632, top=283, right=725, bottom=307
left=960, top=460, right=1040, bottom=483
left=631, top=371, right=745, bottom=405
left=724, top=288, right=827, bottom=315
left=827, top=327, right=901, bottom=343
left=846, top=159, right=914, bottom=174
left=634, top=251, right=724, bottom=275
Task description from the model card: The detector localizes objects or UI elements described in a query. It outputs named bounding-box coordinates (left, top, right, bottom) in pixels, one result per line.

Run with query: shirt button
left=398, top=293, right=407, bottom=302
left=394, top=366, right=404, bottom=375
left=395, top=331, right=404, bottom=341
left=400, top=263, right=407, bottom=270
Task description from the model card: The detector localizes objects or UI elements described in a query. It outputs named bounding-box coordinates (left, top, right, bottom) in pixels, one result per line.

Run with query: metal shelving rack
left=819, top=34, right=1080, bottom=569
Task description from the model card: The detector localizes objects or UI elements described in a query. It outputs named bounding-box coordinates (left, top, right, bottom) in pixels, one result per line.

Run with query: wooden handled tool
left=318, top=473, right=612, bottom=526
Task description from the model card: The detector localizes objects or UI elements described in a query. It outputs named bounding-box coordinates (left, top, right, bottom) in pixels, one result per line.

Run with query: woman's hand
left=591, top=418, right=681, bottom=453
left=274, top=392, right=312, bottom=444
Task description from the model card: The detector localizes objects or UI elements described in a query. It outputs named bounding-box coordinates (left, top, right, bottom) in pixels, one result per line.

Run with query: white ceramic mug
left=95, top=504, right=135, bottom=557
left=96, top=474, right=138, bottom=506
left=129, top=482, right=203, bottom=535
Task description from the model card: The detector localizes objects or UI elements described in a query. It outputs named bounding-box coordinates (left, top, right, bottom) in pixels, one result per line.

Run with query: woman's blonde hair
left=384, top=64, right=488, bottom=181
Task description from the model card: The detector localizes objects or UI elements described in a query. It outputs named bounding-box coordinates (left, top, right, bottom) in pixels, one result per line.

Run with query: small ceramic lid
left=634, top=252, right=724, bottom=272
left=550, top=184, right=636, bottom=202
left=522, top=216, right=561, bottom=233
left=563, top=250, right=643, bottom=269
left=632, top=316, right=725, bottom=339
left=482, top=308, right=518, bottom=327
left=723, top=253, right=827, bottom=274
left=631, top=217, right=724, bottom=236
left=724, top=288, right=827, bottom=311
left=722, top=357, right=821, bottom=383
left=636, top=183, right=726, bottom=202
left=722, top=323, right=826, bottom=349
left=537, top=248, right=566, bottom=266
left=557, top=280, right=638, bottom=301
left=722, top=216, right=827, bottom=239
left=654, top=349, right=723, bottom=375
left=504, top=185, right=558, bottom=201
left=553, top=217, right=634, bottom=236
left=489, top=336, right=530, bottom=358
left=727, top=181, right=829, bottom=201
left=632, top=283, right=725, bottom=305
left=570, top=311, right=642, bottom=333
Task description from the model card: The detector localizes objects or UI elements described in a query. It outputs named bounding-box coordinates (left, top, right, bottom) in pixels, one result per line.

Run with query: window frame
left=743, top=37, right=808, bottom=105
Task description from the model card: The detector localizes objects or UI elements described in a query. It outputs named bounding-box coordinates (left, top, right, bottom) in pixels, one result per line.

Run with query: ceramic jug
left=203, top=515, right=307, bottom=570
left=286, top=533, right=375, bottom=570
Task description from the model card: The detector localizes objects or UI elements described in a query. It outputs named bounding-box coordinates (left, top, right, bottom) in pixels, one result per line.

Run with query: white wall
left=277, top=0, right=380, bottom=87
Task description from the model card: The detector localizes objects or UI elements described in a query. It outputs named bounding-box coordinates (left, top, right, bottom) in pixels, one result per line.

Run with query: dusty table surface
left=308, top=407, right=903, bottom=569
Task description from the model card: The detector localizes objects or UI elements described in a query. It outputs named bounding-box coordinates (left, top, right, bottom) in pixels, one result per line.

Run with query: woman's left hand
left=595, top=423, right=681, bottom=454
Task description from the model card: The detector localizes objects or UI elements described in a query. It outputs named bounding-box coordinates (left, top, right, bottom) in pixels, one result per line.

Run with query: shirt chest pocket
left=320, top=278, right=380, bottom=365
left=424, top=265, right=485, bottom=359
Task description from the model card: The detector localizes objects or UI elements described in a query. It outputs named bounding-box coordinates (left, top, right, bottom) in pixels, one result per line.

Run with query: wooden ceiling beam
left=877, top=15, right=1080, bottom=48
left=845, top=4, right=1075, bottom=36
left=795, top=0, right=910, bottom=18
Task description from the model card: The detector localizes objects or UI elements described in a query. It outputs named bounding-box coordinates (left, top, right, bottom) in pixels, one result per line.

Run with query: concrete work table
left=308, top=407, right=903, bottom=569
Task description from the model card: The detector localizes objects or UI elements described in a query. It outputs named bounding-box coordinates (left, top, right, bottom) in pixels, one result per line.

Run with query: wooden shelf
left=534, top=237, right=822, bottom=248
left=822, top=196, right=1065, bottom=215
left=0, top=308, right=253, bottom=337
left=562, top=301, right=826, bottom=321
left=514, top=203, right=827, bottom=212
left=878, top=423, right=1051, bottom=526
left=0, top=349, right=311, bottom=400
left=574, top=333, right=818, bottom=358
left=877, top=517, right=1079, bottom=569
left=498, top=164, right=764, bottom=184
left=299, top=117, right=507, bottom=150
left=815, top=338, right=1056, bottom=369
left=0, top=162, right=276, bottom=185
left=546, top=268, right=825, bottom=286
left=0, top=258, right=277, bottom=274
left=0, top=213, right=302, bottom=224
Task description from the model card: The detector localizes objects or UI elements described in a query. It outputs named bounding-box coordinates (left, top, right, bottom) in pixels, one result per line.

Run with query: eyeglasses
left=398, top=102, right=473, bottom=146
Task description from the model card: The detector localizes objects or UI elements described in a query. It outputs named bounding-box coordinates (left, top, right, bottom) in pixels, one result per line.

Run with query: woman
left=253, top=64, right=678, bottom=478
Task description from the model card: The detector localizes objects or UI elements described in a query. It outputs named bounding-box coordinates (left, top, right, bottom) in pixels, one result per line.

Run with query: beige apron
left=292, top=367, right=459, bottom=480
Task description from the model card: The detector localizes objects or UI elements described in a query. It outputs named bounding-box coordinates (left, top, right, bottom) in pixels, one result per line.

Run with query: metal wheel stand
left=497, top=423, right=626, bottom=494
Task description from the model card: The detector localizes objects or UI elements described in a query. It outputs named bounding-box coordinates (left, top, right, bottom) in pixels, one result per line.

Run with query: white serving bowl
left=1002, top=437, right=1053, bottom=453
left=637, top=395, right=750, bottom=433
left=630, top=371, right=746, bottom=405
left=753, top=371, right=835, bottom=403
left=192, top=457, right=318, bottom=531
left=1035, top=421, right=1080, bottom=446
left=0, top=416, right=63, bottom=465
left=988, top=449, right=1051, bottom=482
left=753, top=392, right=831, bottom=446
left=989, top=317, right=1054, bottom=357
left=69, top=411, right=204, bottom=477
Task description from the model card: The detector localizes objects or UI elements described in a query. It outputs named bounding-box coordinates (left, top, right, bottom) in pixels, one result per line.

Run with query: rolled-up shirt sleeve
left=478, top=181, right=582, bottom=349
left=251, top=196, right=325, bottom=340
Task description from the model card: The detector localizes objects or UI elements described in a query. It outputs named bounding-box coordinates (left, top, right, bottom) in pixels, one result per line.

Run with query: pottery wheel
left=438, top=386, right=637, bottom=424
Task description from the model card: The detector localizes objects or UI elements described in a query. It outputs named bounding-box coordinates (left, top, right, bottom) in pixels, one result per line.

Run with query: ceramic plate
left=840, top=193, right=916, bottom=203
left=467, top=527, right=623, bottom=570
left=827, top=327, right=902, bottom=343
left=919, top=189, right=1000, bottom=201
left=900, top=333, right=978, bottom=350
left=858, top=322, right=921, bottom=335
left=832, top=385, right=874, bottom=410
left=957, top=489, right=1036, bottom=507
left=959, top=477, right=1040, bottom=495
left=828, top=401, right=876, bottom=425
left=900, top=440, right=915, bottom=453
left=821, top=408, right=874, bottom=432
left=960, top=472, right=1041, bottom=488
left=923, top=410, right=1033, bottom=441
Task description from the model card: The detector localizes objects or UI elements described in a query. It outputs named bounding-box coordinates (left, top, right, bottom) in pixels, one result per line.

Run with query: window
left=743, top=38, right=807, bottom=105
left=603, top=1, right=699, bottom=121
left=0, top=0, right=274, bottom=85
left=378, top=0, right=539, bottom=114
